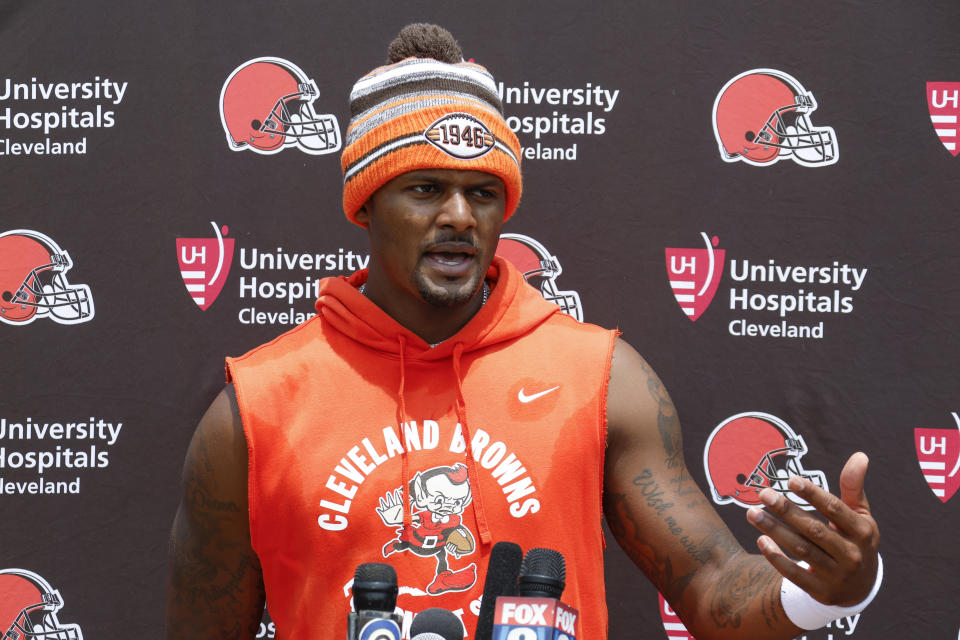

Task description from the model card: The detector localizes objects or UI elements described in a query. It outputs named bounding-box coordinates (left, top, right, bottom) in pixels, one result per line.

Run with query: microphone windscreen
left=353, top=562, right=398, bottom=611
left=518, top=547, right=565, bottom=599
left=410, top=608, right=463, bottom=640
left=474, top=541, right=523, bottom=640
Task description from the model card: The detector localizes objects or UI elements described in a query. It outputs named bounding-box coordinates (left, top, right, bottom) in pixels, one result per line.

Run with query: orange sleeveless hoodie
left=226, top=256, right=617, bottom=639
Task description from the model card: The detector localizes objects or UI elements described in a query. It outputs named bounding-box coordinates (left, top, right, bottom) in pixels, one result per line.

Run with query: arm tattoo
left=607, top=491, right=698, bottom=603
left=630, top=469, right=737, bottom=565
left=709, top=554, right=783, bottom=631
left=639, top=359, right=683, bottom=469
left=168, top=438, right=264, bottom=638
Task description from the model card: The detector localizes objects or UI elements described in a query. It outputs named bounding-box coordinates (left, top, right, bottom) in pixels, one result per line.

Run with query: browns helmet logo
left=0, top=569, right=84, bottom=639
left=0, top=230, right=94, bottom=326
left=703, top=412, right=827, bottom=510
left=220, top=57, right=341, bottom=155
left=496, top=233, right=583, bottom=321
left=713, top=69, right=838, bottom=167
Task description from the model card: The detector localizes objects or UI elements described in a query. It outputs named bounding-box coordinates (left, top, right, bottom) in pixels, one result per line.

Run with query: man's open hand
left=746, top=452, right=880, bottom=606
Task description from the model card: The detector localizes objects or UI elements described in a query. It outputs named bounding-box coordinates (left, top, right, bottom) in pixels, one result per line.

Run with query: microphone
left=492, top=548, right=579, bottom=640
left=410, top=607, right=463, bottom=640
left=347, top=562, right=402, bottom=640
left=474, top=541, right=523, bottom=640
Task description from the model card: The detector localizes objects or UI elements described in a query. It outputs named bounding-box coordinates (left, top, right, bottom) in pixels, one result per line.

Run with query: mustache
left=421, top=232, right=478, bottom=250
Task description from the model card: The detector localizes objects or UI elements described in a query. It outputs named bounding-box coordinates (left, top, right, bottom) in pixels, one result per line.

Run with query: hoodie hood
left=315, top=255, right=560, bottom=358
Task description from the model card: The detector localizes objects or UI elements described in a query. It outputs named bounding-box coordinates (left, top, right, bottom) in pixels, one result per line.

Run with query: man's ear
left=354, top=202, right=371, bottom=227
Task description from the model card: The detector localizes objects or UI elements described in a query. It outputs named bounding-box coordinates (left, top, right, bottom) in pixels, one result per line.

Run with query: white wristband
left=780, top=554, right=883, bottom=631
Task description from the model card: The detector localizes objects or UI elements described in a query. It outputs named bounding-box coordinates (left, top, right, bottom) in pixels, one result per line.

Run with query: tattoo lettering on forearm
left=709, top=556, right=782, bottom=630
left=632, top=468, right=675, bottom=516
left=632, top=469, right=738, bottom=566
left=640, top=359, right=683, bottom=469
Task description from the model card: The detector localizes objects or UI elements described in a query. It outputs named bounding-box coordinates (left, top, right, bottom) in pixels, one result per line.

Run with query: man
left=166, top=24, right=880, bottom=639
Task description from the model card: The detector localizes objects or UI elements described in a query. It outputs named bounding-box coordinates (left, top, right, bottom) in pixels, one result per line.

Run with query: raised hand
left=746, top=452, right=880, bottom=606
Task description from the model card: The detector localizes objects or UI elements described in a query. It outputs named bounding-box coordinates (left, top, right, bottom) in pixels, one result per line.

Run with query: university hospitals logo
left=657, top=589, right=865, bottom=640
left=663, top=233, right=867, bottom=339
left=0, top=568, right=84, bottom=639
left=0, top=229, right=94, bottom=326
left=713, top=68, right=838, bottom=167
left=176, top=222, right=234, bottom=311
left=914, top=412, right=960, bottom=503
left=665, top=232, right=725, bottom=321
left=219, top=57, right=341, bottom=155
left=926, top=82, right=960, bottom=157
left=496, top=233, right=583, bottom=321
left=658, top=593, right=694, bottom=640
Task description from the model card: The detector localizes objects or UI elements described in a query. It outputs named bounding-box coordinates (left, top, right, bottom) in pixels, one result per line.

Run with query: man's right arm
left=166, top=384, right=265, bottom=639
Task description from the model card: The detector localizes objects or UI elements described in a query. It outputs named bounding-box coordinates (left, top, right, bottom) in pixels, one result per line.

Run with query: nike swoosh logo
left=518, top=385, right=560, bottom=403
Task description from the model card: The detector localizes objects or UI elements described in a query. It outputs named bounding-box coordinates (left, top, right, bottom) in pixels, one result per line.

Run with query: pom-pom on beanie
left=341, top=24, right=522, bottom=227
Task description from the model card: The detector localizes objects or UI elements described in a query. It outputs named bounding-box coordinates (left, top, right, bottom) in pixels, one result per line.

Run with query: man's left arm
left=603, top=337, right=880, bottom=639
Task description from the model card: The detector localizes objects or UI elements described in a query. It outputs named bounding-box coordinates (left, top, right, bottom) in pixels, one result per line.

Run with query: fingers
left=789, top=474, right=877, bottom=542
left=746, top=501, right=837, bottom=569
left=838, top=452, right=871, bottom=514
left=748, top=480, right=878, bottom=566
left=753, top=534, right=824, bottom=594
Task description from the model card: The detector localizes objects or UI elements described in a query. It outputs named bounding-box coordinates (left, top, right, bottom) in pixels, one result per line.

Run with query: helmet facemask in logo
left=220, top=57, right=341, bottom=155
left=0, top=230, right=94, bottom=326
left=703, top=412, right=828, bottom=510
left=496, top=233, right=583, bottom=321
left=0, top=569, right=83, bottom=640
left=712, top=69, right=838, bottom=167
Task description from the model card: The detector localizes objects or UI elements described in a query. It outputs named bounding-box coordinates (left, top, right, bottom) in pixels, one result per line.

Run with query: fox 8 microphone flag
left=492, top=597, right=578, bottom=640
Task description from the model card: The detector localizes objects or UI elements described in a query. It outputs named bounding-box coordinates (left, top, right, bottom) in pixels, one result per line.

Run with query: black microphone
left=410, top=607, right=463, bottom=640
left=347, top=562, right=402, bottom=640
left=518, top=547, right=565, bottom=599
left=473, top=541, right=523, bottom=640
left=492, top=548, right=579, bottom=640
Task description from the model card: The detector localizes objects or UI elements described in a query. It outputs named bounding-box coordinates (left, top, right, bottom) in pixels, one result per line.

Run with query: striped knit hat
left=341, top=25, right=522, bottom=227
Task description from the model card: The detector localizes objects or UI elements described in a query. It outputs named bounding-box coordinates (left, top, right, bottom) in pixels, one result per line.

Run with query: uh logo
left=915, top=412, right=960, bottom=503
left=927, top=82, right=960, bottom=157
left=176, top=221, right=235, bottom=311
left=664, top=232, right=725, bottom=321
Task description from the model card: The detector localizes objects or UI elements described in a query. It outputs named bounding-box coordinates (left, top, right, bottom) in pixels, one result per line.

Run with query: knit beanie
left=341, top=24, right=523, bottom=227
